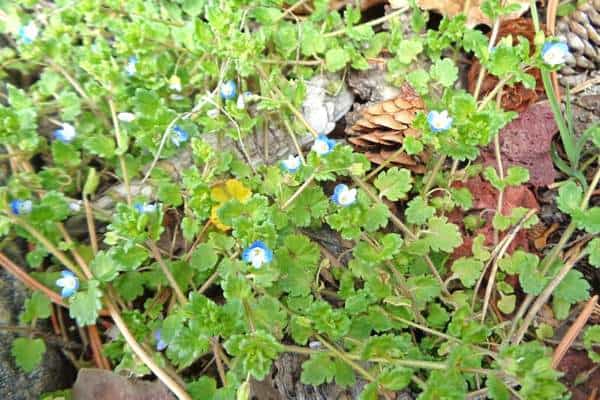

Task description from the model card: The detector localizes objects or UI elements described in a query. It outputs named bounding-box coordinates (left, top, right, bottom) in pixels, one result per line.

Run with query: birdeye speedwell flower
left=171, top=125, right=189, bottom=147
left=242, top=240, right=273, bottom=268
left=331, top=184, right=357, bottom=207
left=56, top=270, right=79, bottom=298
left=541, top=41, right=570, bottom=66
left=220, top=80, right=237, bottom=100
left=53, top=123, right=77, bottom=143
left=154, top=330, right=167, bottom=351
left=134, top=203, right=157, bottom=213
left=311, top=134, right=336, bottom=155
left=10, top=199, right=33, bottom=215
left=281, top=155, right=301, bottom=173
left=427, top=110, right=453, bottom=133
left=18, top=21, right=39, bottom=44
left=126, top=56, right=137, bottom=76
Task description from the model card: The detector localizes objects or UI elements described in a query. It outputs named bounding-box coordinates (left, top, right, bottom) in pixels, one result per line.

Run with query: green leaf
left=405, top=197, right=435, bottom=225
left=182, top=0, right=205, bottom=16
left=430, top=58, right=458, bottom=87
left=452, top=257, right=484, bottom=288
left=497, top=294, right=516, bottom=314
left=586, top=238, right=600, bottom=267
left=407, top=69, right=430, bottom=95
left=69, top=280, right=103, bottom=326
left=301, top=352, right=335, bottom=385
left=325, top=48, right=350, bottom=72
left=91, top=251, right=119, bottom=282
left=12, top=337, right=46, bottom=373
left=556, top=180, right=582, bottom=215
left=424, top=217, right=462, bottom=253
left=504, top=166, right=529, bottom=186
left=553, top=269, right=590, bottom=305
left=190, top=243, right=218, bottom=272
left=20, top=292, right=52, bottom=324
left=374, top=167, right=413, bottom=201
left=487, top=375, right=510, bottom=400
left=583, top=326, right=600, bottom=363
left=224, top=331, right=283, bottom=380
left=379, top=366, right=413, bottom=390
left=395, top=38, right=423, bottom=64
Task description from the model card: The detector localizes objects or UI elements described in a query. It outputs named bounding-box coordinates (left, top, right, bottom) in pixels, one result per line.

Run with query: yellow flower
left=210, top=179, right=252, bottom=231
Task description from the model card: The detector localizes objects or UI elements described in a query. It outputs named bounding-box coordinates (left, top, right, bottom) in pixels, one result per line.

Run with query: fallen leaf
left=480, top=102, right=558, bottom=187
left=415, top=0, right=530, bottom=27
left=531, top=222, right=560, bottom=250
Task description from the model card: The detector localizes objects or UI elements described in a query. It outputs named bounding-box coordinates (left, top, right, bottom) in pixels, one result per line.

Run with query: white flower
left=53, top=123, right=77, bottom=143
left=207, top=109, right=220, bottom=118
left=331, top=184, right=357, bottom=207
left=117, top=112, right=136, bottom=122
left=242, top=240, right=273, bottom=268
left=280, top=155, right=302, bottom=173
left=427, top=110, right=453, bottom=133
left=542, top=41, right=570, bottom=66
left=311, top=134, right=336, bottom=156
left=18, top=21, right=39, bottom=44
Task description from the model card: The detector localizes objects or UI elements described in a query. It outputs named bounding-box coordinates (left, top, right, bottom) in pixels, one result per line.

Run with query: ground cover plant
left=0, top=0, right=599, bottom=399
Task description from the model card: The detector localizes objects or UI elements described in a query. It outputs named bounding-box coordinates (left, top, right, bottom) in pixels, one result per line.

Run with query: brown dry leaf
left=415, top=0, right=529, bottom=27
left=532, top=222, right=560, bottom=250
left=480, top=102, right=558, bottom=187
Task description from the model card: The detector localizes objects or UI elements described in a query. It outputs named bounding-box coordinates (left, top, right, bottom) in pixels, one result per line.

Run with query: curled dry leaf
left=480, top=102, right=558, bottom=187
left=415, top=0, right=530, bottom=27
left=468, top=18, right=545, bottom=112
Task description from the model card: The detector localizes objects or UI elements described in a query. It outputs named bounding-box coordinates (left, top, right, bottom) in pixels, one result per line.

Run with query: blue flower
left=125, top=56, right=137, bottom=76
left=18, top=21, right=39, bottom=44
left=53, top=123, right=77, bottom=143
left=10, top=199, right=33, bottom=215
left=171, top=125, right=189, bottom=147
left=56, top=270, right=79, bottom=298
left=242, top=240, right=273, bottom=268
left=542, top=41, right=570, bottom=66
left=154, top=330, right=168, bottom=351
left=134, top=203, right=157, bottom=213
left=280, top=154, right=301, bottom=173
left=427, top=110, right=453, bottom=133
left=220, top=80, right=237, bottom=100
left=311, top=134, right=336, bottom=155
left=331, top=184, right=357, bottom=207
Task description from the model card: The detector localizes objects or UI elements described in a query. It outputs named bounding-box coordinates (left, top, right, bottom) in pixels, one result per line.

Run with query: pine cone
left=346, top=83, right=428, bottom=173
left=556, top=0, right=600, bottom=87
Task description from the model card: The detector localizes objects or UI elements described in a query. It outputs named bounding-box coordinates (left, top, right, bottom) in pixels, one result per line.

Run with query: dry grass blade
left=552, top=295, right=599, bottom=368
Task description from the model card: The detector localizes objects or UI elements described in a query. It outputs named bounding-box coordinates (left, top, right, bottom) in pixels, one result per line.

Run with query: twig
left=88, top=325, right=111, bottom=370
left=324, top=6, right=409, bottom=37
left=282, top=174, right=315, bottom=210
left=0, top=252, right=67, bottom=308
left=552, top=295, right=598, bottom=368
left=148, top=242, right=187, bottom=305
left=211, top=337, right=227, bottom=386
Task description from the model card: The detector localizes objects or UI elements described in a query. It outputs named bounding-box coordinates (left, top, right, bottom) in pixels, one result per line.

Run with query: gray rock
left=72, top=369, right=175, bottom=400
left=0, top=251, right=75, bottom=400
left=302, top=74, right=355, bottom=135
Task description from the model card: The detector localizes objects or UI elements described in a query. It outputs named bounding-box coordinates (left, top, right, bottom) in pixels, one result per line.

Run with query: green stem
left=324, top=6, right=409, bottom=38
left=421, top=155, right=446, bottom=196
left=282, top=174, right=315, bottom=210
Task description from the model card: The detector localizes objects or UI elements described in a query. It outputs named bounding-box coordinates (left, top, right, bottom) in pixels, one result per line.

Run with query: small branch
left=552, top=295, right=598, bottom=368
left=282, top=174, right=315, bottom=210
left=211, top=337, right=228, bottom=386
left=0, top=251, right=67, bottom=308
left=148, top=242, right=187, bottom=305
left=324, top=6, right=409, bottom=37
